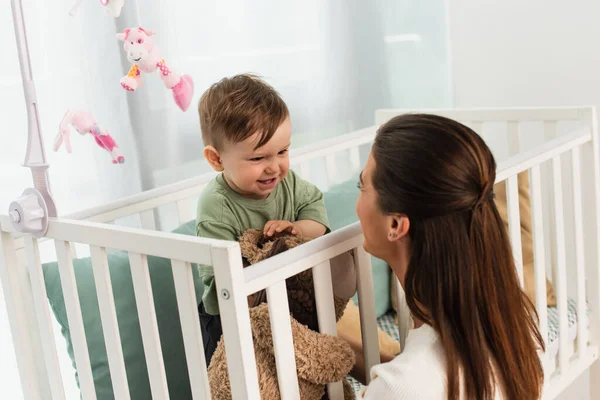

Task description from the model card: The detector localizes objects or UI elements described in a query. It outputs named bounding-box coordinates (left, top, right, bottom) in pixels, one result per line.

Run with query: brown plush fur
left=207, top=229, right=356, bottom=400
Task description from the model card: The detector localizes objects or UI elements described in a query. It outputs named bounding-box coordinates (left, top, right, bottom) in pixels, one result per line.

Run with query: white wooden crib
left=1, top=106, right=599, bottom=400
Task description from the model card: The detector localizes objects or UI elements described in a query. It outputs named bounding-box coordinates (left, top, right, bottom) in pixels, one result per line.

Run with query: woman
left=355, top=114, right=544, bottom=399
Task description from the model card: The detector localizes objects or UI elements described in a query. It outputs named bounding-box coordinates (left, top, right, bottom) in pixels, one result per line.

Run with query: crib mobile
left=7, top=0, right=194, bottom=238
left=54, top=110, right=125, bottom=164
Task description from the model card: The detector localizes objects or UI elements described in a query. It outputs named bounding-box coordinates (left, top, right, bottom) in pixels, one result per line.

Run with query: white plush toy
left=69, top=0, right=125, bottom=18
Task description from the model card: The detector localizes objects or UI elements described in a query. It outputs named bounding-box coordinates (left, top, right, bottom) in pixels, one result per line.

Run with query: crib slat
left=171, top=260, right=211, bottom=400
left=266, top=280, right=301, bottom=399
left=571, top=147, right=588, bottom=359
left=325, top=154, right=337, bottom=187
left=543, top=121, right=559, bottom=270
left=506, top=175, right=524, bottom=287
left=507, top=121, right=520, bottom=156
left=349, top=146, right=361, bottom=172
left=551, top=156, right=569, bottom=374
left=211, top=245, right=260, bottom=399
left=55, top=240, right=97, bottom=400
left=70, top=243, right=78, bottom=259
left=24, top=237, right=66, bottom=400
left=90, top=246, right=130, bottom=400
left=313, top=261, right=337, bottom=335
left=128, top=252, right=170, bottom=399
left=529, top=166, right=549, bottom=355
left=392, top=276, right=410, bottom=352
left=140, top=209, right=157, bottom=230
left=0, top=231, right=48, bottom=399
left=353, top=246, right=381, bottom=383
left=299, top=162, right=311, bottom=181
left=176, top=198, right=194, bottom=226
left=313, top=260, right=344, bottom=399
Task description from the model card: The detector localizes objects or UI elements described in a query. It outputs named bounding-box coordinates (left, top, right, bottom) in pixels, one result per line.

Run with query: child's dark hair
left=198, top=74, right=289, bottom=150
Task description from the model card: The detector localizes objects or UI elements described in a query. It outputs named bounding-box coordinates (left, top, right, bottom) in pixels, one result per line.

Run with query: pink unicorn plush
left=54, top=110, right=125, bottom=164
left=117, top=27, right=194, bottom=112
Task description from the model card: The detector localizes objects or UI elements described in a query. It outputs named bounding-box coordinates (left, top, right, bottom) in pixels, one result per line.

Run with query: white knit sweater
left=357, top=321, right=503, bottom=399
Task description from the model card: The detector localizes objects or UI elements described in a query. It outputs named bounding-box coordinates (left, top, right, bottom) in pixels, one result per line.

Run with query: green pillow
left=323, top=178, right=392, bottom=317
left=43, top=220, right=202, bottom=400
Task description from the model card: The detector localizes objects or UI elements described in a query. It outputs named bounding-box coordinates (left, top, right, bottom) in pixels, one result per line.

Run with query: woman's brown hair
left=372, top=114, right=544, bottom=400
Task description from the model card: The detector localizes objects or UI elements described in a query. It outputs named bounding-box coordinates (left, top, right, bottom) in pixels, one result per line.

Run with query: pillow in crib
left=43, top=220, right=201, bottom=400
left=323, top=178, right=392, bottom=317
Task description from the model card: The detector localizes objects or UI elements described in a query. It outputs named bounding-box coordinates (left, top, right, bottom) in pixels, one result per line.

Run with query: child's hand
left=264, top=220, right=300, bottom=237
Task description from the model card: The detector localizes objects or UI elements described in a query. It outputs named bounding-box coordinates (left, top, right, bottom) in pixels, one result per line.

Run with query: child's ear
left=204, top=146, right=224, bottom=172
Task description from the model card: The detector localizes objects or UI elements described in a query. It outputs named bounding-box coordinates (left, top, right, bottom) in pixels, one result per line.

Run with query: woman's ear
left=204, top=146, right=224, bottom=172
left=387, top=214, right=410, bottom=242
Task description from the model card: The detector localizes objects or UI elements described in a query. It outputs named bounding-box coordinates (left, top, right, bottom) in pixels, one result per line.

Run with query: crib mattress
left=349, top=298, right=585, bottom=392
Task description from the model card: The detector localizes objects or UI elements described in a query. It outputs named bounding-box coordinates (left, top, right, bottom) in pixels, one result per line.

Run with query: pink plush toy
left=69, top=0, right=125, bottom=17
left=117, top=27, right=194, bottom=112
left=54, top=110, right=125, bottom=164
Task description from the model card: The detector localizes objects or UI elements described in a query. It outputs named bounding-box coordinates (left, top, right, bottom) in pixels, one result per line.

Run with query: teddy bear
left=207, top=229, right=357, bottom=400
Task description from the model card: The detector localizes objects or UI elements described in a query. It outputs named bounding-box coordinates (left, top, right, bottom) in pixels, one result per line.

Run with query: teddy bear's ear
left=264, top=237, right=289, bottom=259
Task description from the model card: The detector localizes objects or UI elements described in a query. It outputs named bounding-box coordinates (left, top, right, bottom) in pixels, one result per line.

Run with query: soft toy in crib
left=117, top=27, right=194, bottom=112
left=69, top=0, right=125, bottom=18
left=54, top=109, right=125, bottom=164
left=208, top=229, right=356, bottom=400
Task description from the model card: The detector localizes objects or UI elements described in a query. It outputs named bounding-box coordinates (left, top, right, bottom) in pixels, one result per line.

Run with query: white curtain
left=0, top=1, right=451, bottom=398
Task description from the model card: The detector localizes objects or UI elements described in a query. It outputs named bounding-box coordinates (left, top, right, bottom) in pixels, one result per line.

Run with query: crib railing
left=1, top=107, right=600, bottom=400
left=6, top=125, right=376, bottom=257
left=0, top=217, right=226, bottom=400
left=0, top=214, right=378, bottom=400
left=381, top=107, right=600, bottom=398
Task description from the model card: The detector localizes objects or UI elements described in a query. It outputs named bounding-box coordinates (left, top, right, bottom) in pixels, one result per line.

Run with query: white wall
left=448, top=1, right=600, bottom=110
left=448, top=1, right=600, bottom=398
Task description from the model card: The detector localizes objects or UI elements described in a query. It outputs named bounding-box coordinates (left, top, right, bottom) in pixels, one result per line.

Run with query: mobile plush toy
left=69, top=0, right=125, bottom=17
left=54, top=110, right=125, bottom=164
left=117, top=27, right=194, bottom=112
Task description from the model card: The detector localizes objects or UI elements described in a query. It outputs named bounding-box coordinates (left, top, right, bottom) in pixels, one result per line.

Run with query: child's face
left=220, top=118, right=291, bottom=199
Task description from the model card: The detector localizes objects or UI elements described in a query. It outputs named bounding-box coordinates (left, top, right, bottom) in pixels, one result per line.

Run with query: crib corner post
left=0, top=229, right=48, bottom=400
left=211, top=242, right=260, bottom=400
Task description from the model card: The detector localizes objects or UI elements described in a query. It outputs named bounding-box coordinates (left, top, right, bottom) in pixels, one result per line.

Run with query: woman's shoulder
left=359, top=325, right=447, bottom=399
